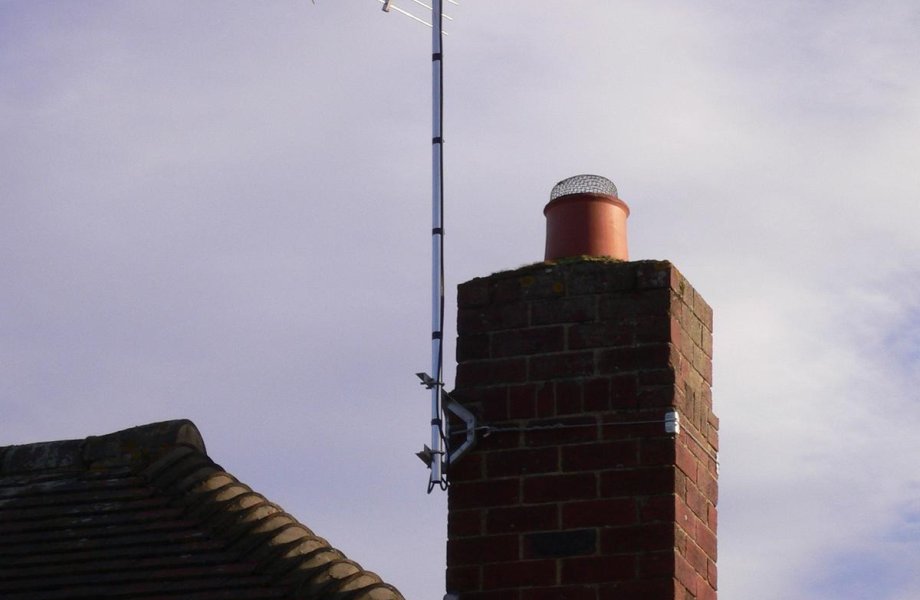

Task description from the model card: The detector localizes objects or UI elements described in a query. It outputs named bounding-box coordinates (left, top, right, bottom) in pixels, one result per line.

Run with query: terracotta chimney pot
left=544, top=174, right=630, bottom=261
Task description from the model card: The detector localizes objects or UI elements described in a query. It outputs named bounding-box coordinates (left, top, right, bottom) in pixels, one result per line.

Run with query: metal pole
left=429, top=0, right=445, bottom=491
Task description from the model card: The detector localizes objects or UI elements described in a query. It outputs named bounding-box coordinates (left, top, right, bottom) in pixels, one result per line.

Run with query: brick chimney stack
left=446, top=176, right=718, bottom=599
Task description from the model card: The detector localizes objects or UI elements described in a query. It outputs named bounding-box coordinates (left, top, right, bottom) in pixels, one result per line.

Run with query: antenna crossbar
left=406, top=0, right=454, bottom=21
left=379, top=0, right=455, bottom=31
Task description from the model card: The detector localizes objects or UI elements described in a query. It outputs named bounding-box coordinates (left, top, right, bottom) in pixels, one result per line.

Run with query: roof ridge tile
left=143, top=445, right=208, bottom=483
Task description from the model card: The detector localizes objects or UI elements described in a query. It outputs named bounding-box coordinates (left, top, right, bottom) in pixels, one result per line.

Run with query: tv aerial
left=379, top=0, right=475, bottom=493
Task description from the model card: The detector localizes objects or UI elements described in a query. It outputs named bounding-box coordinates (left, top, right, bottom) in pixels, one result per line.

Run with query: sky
left=2, top=1, right=919, bottom=598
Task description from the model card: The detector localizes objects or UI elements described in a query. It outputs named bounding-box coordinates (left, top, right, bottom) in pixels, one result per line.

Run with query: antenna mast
left=382, top=0, right=473, bottom=493
left=429, top=0, right=447, bottom=492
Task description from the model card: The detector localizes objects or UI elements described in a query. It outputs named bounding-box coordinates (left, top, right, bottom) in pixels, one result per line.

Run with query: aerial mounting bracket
left=444, top=391, right=476, bottom=464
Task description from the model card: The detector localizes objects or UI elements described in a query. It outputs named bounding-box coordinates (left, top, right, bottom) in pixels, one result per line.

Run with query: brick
left=458, top=279, right=491, bottom=308
left=674, top=554, right=699, bottom=598
left=639, top=551, right=674, bottom=578
left=493, top=326, right=565, bottom=358
left=569, top=321, right=633, bottom=349
left=637, top=385, right=676, bottom=408
left=675, top=441, right=698, bottom=483
left=449, top=452, right=483, bottom=482
left=689, top=345, right=712, bottom=386
left=597, top=344, right=672, bottom=374
left=524, top=529, right=597, bottom=558
left=610, top=375, right=640, bottom=409
left=635, top=261, right=673, bottom=290
left=699, top=578, right=717, bottom=600
left=480, top=392, right=510, bottom=422
left=487, top=504, right=558, bottom=534
left=677, top=324, right=695, bottom=366
left=673, top=271, right=694, bottom=306
left=684, top=315, right=702, bottom=350
left=595, top=348, right=640, bottom=380
left=699, top=467, right=718, bottom=505
left=561, top=498, right=637, bottom=528
left=561, top=441, right=637, bottom=472
left=456, top=590, right=521, bottom=600
left=524, top=473, right=597, bottom=503
left=704, top=393, right=717, bottom=423
left=640, top=438, right=677, bottom=467
left=673, top=525, right=686, bottom=560
left=708, top=559, right=718, bottom=589
left=532, top=296, right=597, bottom=325
left=639, top=495, right=675, bottom=523
left=508, top=384, right=537, bottom=419
left=600, top=467, right=674, bottom=498
left=483, top=559, right=557, bottom=589
left=635, top=315, right=679, bottom=344
left=601, top=414, right=664, bottom=441
left=685, top=432, right=711, bottom=465
left=493, top=271, right=568, bottom=301
left=600, top=523, right=674, bottom=554
left=674, top=497, right=695, bottom=539
left=487, top=447, right=559, bottom=478
left=696, top=523, right=717, bottom=561
left=701, top=326, right=713, bottom=358
left=458, top=302, right=529, bottom=334
left=446, top=565, right=481, bottom=591
left=706, top=433, right=719, bottom=457
left=493, top=276, right=526, bottom=303
left=522, top=586, right=596, bottom=600
left=692, top=289, right=713, bottom=332
left=598, top=289, right=671, bottom=321
left=684, top=539, right=708, bottom=578
left=555, top=380, right=583, bottom=415
left=456, top=358, right=528, bottom=387
left=526, top=417, right=598, bottom=447
left=447, top=534, right=519, bottom=566
left=454, top=385, right=506, bottom=407
left=597, top=578, right=676, bottom=600
left=564, top=261, right=636, bottom=295
left=530, top=352, right=595, bottom=381
left=449, top=478, right=520, bottom=510
left=458, top=333, right=491, bottom=361
left=582, top=377, right=609, bottom=412
left=596, top=295, right=635, bottom=321
left=674, top=470, right=687, bottom=498
left=477, top=427, right=523, bottom=451
left=536, top=382, right=555, bottom=417
left=449, top=508, right=483, bottom=538
left=674, top=296, right=691, bottom=326
left=639, top=368, right=676, bottom=386
left=561, top=555, right=636, bottom=584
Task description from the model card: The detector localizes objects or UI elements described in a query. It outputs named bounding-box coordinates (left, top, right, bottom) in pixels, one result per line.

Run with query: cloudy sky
left=2, top=1, right=919, bottom=598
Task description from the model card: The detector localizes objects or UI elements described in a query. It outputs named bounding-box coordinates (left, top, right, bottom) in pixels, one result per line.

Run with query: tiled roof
left=0, top=420, right=404, bottom=600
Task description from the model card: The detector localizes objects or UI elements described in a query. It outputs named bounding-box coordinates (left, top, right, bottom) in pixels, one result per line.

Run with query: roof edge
left=0, top=419, right=206, bottom=475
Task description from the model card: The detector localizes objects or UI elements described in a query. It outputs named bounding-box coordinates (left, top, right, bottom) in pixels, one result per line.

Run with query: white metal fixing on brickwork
left=665, top=410, right=680, bottom=434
